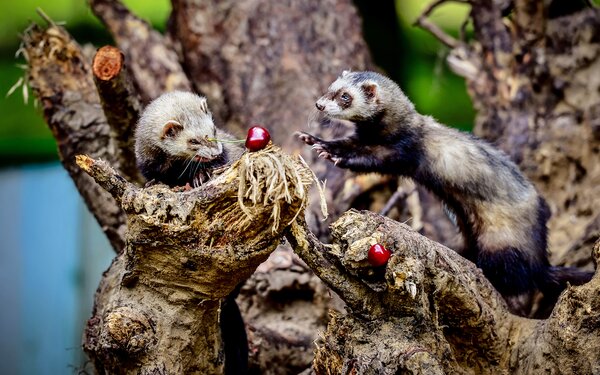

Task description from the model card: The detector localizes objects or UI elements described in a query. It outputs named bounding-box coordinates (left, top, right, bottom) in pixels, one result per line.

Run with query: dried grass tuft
left=236, top=145, right=327, bottom=232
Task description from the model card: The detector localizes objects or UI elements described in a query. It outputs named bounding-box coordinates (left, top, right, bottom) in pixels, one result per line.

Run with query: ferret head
left=315, top=70, right=414, bottom=123
left=136, top=91, right=223, bottom=162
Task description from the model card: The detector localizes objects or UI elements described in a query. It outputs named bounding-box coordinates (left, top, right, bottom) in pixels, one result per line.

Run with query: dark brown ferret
left=298, top=70, right=592, bottom=302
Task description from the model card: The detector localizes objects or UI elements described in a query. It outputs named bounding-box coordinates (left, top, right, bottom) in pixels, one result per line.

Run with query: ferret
left=135, top=91, right=244, bottom=188
left=135, top=91, right=248, bottom=373
left=298, top=70, right=593, bottom=301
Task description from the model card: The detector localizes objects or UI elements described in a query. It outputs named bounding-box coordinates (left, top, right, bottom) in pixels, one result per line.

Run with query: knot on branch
left=103, top=306, right=155, bottom=354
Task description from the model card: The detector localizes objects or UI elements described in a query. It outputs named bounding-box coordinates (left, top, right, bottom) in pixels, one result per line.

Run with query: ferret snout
left=315, top=100, right=325, bottom=111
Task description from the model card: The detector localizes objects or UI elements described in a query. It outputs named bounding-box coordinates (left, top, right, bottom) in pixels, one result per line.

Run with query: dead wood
left=92, top=45, right=143, bottom=183
left=22, top=19, right=127, bottom=252
left=287, top=209, right=600, bottom=374
left=77, top=146, right=314, bottom=374
left=88, top=0, right=192, bottom=103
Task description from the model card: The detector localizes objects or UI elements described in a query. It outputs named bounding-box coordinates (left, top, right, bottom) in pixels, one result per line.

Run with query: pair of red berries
left=245, top=126, right=392, bottom=268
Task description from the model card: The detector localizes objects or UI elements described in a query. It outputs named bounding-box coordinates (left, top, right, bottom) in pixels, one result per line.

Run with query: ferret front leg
left=332, top=153, right=387, bottom=172
left=296, top=132, right=362, bottom=163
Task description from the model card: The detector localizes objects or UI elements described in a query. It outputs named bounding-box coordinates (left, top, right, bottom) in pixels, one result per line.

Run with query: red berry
left=368, top=243, right=391, bottom=267
left=245, top=126, right=271, bottom=151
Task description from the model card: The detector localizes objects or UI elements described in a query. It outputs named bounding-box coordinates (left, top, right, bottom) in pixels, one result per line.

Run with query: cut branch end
left=93, top=45, right=124, bottom=81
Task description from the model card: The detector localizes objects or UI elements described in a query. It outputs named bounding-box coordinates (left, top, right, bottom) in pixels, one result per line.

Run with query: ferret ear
left=361, top=81, right=378, bottom=100
left=198, top=97, right=209, bottom=113
left=342, top=70, right=351, bottom=77
left=161, top=120, right=184, bottom=139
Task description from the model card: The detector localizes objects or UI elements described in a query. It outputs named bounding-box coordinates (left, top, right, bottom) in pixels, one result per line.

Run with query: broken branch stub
left=77, top=146, right=317, bottom=374
left=288, top=210, right=600, bottom=374
left=22, top=21, right=127, bottom=252
left=92, top=45, right=144, bottom=184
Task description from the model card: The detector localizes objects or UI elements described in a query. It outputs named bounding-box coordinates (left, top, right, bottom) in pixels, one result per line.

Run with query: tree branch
left=289, top=209, right=600, bottom=373
left=23, top=20, right=127, bottom=252
left=414, top=0, right=468, bottom=49
left=75, top=155, right=129, bottom=203
left=88, top=0, right=192, bottom=103
left=287, top=217, right=383, bottom=316
left=80, top=147, right=316, bottom=373
left=92, top=46, right=144, bottom=184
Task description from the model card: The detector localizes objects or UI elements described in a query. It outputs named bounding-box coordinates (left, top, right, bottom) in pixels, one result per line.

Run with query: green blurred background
left=0, top=0, right=172, bottom=166
left=0, top=0, right=476, bottom=167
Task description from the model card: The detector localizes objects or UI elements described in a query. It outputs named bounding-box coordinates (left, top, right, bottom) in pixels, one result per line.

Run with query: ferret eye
left=340, top=93, right=350, bottom=102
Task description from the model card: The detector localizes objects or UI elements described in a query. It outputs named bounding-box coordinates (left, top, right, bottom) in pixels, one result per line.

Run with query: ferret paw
left=295, top=131, right=319, bottom=146
left=312, top=143, right=333, bottom=160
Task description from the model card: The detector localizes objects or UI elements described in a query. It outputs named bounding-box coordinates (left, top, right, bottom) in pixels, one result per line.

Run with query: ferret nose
left=315, top=102, right=324, bottom=111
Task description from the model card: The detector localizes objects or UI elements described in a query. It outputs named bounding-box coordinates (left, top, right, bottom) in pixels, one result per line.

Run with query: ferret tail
left=539, top=266, right=594, bottom=300
left=536, top=266, right=594, bottom=318
left=547, top=266, right=594, bottom=288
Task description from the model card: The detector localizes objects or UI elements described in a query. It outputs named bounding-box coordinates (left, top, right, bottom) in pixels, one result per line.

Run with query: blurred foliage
left=0, top=0, right=169, bottom=166
left=356, top=0, right=474, bottom=131
left=394, top=1, right=476, bottom=129
left=1, top=0, right=481, bottom=165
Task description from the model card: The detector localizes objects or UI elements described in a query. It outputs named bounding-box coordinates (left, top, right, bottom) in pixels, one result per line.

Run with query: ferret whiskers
left=178, top=155, right=196, bottom=180
left=306, top=107, right=320, bottom=128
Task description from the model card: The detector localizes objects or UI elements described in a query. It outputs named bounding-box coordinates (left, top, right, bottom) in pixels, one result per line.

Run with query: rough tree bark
left=22, top=17, right=130, bottom=252
left=287, top=210, right=600, bottom=374
left=20, top=0, right=600, bottom=373
left=76, top=148, right=314, bottom=374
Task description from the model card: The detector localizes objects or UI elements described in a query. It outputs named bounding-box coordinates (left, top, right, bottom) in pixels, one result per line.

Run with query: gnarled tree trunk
left=21, top=0, right=600, bottom=373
